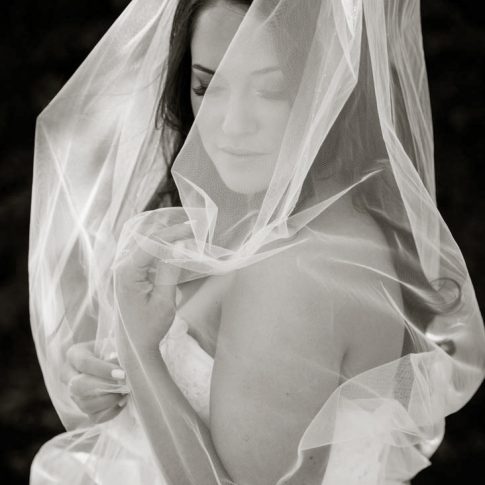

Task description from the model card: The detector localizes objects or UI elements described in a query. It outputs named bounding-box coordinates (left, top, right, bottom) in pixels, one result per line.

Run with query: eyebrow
left=192, top=64, right=281, bottom=76
left=192, top=64, right=215, bottom=75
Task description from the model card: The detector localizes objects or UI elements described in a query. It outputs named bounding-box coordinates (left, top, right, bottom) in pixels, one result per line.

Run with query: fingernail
left=111, top=369, right=126, bottom=380
left=118, top=396, right=129, bottom=407
left=107, top=351, right=118, bottom=361
left=183, top=221, right=192, bottom=225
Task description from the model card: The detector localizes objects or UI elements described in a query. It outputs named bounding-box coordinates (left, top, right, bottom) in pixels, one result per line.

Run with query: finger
left=66, top=341, right=96, bottom=372
left=69, top=373, right=127, bottom=398
left=117, top=395, right=129, bottom=408
left=60, top=361, right=78, bottom=386
left=68, top=348, right=125, bottom=381
left=106, top=350, right=120, bottom=364
left=157, top=221, right=194, bottom=243
left=72, top=393, right=124, bottom=415
left=125, top=222, right=193, bottom=269
left=90, top=405, right=124, bottom=424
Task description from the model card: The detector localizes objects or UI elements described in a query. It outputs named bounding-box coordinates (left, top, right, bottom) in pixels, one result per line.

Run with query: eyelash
left=257, top=90, right=286, bottom=100
left=192, top=84, right=209, bottom=97
left=192, top=84, right=285, bottom=100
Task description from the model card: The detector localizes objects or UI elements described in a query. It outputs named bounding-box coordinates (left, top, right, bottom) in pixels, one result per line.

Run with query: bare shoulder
left=228, top=195, right=405, bottom=371
left=228, top=225, right=333, bottom=320
left=305, top=194, right=395, bottom=270
left=232, top=195, right=397, bottom=305
left=302, top=197, right=406, bottom=375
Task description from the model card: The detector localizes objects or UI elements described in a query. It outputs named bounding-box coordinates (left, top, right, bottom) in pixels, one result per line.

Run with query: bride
left=29, top=0, right=485, bottom=484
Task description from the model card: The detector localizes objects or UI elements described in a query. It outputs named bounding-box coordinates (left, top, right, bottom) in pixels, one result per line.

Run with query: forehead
left=191, top=2, right=278, bottom=73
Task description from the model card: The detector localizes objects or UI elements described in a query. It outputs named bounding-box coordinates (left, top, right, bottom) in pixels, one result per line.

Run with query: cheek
left=257, top=102, right=291, bottom=143
left=190, top=92, right=202, bottom=117
left=194, top=98, right=224, bottom=143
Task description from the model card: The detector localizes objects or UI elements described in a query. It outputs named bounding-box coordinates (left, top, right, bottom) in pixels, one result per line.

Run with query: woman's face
left=190, top=1, right=291, bottom=195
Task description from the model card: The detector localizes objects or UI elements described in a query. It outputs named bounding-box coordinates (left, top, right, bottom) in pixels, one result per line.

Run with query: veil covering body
left=29, top=0, right=485, bottom=484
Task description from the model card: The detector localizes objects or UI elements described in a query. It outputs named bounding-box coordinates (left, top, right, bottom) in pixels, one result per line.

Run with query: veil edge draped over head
left=29, top=0, right=485, bottom=484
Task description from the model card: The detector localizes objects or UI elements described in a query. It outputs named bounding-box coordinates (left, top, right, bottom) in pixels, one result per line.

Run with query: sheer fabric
left=29, top=0, right=485, bottom=484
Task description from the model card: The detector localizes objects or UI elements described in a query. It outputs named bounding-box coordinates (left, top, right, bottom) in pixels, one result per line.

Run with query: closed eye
left=192, top=84, right=209, bottom=97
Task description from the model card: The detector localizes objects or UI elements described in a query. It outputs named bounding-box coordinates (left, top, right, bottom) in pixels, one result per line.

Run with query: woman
left=29, top=0, right=485, bottom=484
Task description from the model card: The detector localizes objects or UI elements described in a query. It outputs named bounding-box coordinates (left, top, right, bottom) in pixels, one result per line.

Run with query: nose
left=221, top=92, right=258, bottom=136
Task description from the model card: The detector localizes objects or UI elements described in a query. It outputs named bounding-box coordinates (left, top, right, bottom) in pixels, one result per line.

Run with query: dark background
left=0, top=0, right=484, bottom=483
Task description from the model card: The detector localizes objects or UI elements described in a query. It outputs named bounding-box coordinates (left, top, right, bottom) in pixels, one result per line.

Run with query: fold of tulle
left=30, top=398, right=424, bottom=485
left=293, top=349, right=470, bottom=484
left=30, top=400, right=166, bottom=485
left=30, top=348, right=474, bottom=485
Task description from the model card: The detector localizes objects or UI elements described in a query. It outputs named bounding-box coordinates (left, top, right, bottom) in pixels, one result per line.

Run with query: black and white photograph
left=1, top=1, right=484, bottom=484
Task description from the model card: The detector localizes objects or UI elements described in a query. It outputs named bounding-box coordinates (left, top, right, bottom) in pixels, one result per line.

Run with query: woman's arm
left=209, top=242, right=346, bottom=485
left=209, top=216, right=405, bottom=485
left=113, top=223, right=233, bottom=484
left=116, top=319, right=233, bottom=485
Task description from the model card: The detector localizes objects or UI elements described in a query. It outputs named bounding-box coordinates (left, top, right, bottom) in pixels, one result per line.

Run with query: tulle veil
left=29, top=0, right=485, bottom=483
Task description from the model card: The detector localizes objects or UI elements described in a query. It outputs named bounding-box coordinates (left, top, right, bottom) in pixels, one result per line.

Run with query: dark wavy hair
left=144, top=0, right=253, bottom=210
left=145, top=0, right=461, bottom=351
left=313, top=28, right=462, bottom=344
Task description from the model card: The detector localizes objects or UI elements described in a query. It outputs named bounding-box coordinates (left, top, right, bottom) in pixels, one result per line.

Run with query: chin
left=211, top=153, right=275, bottom=195
left=218, top=172, right=269, bottom=194
left=214, top=164, right=272, bottom=195
left=230, top=185, right=266, bottom=195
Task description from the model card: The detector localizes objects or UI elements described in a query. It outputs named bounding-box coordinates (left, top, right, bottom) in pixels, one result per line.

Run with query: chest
left=175, top=272, right=233, bottom=357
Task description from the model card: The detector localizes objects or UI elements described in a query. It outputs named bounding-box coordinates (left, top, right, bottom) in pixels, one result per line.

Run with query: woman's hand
left=114, top=222, right=193, bottom=352
left=112, top=222, right=234, bottom=484
left=63, top=341, right=129, bottom=424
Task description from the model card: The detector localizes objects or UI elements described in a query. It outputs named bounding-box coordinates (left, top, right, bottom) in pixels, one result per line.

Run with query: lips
left=219, top=145, right=268, bottom=156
